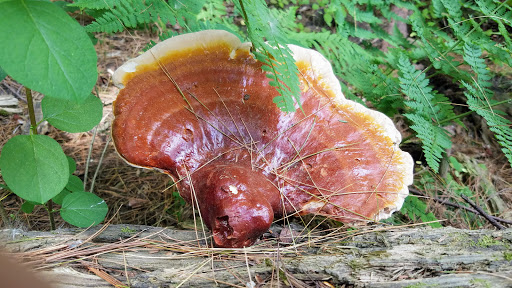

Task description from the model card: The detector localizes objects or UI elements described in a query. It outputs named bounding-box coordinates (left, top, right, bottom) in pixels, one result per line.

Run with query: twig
left=409, top=188, right=512, bottom=226
left=83, top=126, right=98, bottom=190
left=90, top=136, right=111, bottom=193
left=460, top=195, right=505, bottom=230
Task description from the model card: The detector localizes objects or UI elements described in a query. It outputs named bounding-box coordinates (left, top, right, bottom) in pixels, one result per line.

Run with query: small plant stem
left=47, top=200, right=56, bottom=230
left=90, top=136, right=111, bottom=193
left=25, top=87, right=56, bottom=230
left=84, top=126, right=98, bottom=190
left=25, top=87, right=38, bottom=135
left=461, top=195, right=505, bottom=230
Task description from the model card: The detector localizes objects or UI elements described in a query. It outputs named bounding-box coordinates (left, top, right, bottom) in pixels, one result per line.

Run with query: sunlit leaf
left=0, top=135, right=69, bottom=204
left=0, top=0, right=97, bottom=102
left=60, top=191, right=108, bottom=227
left=42, top=94, right=103, bottom=133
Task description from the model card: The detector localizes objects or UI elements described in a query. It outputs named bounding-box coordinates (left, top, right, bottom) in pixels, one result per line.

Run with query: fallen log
left=1, top=224, right=511, bottom=287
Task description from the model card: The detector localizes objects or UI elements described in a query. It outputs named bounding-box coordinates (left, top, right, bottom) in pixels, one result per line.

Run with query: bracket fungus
left=112, top=30, right=414, bottom=248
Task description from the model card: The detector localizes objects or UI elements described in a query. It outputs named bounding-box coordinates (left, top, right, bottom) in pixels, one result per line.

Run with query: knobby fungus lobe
left=112, top=30, right=414, bottom=248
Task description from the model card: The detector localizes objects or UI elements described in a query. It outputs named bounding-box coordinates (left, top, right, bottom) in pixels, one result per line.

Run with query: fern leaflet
left=235, top=0, right=301, bottom=112
left=84, top=0, right=205, bottom=33
left=401, top=196, right=442, bottom=228
left=398, top=55, right=452, bottom=172
left=71, top=0, right=121, bottom=10
left=462, top=43, right=512, bottom=165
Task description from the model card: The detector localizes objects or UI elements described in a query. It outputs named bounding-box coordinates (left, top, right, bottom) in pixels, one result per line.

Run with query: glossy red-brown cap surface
left=112, top=30, right=413, bottom=247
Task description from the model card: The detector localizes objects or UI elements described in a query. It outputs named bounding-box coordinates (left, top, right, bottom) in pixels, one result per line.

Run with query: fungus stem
left=25, top=87, right=56, bottom=230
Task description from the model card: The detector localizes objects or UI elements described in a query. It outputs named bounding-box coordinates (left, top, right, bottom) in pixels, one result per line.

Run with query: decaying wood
left=1, top=224, right=511, bottom=287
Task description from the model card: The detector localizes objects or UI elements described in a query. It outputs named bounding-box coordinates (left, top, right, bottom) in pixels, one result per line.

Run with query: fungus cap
left=112, top=30, right=414, bottom=248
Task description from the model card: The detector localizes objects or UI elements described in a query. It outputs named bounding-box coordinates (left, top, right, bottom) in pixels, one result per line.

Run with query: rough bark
left=1, top=224, right=511, bottom=287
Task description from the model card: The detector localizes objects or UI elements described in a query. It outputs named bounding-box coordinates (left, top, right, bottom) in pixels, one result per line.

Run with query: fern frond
left=475, top=0, right=512, bottom=24
left=339, top=0, right=382, bottom=24
left=197, top=0, right=228, bottom=23
left=475, top=0, right=512, bottom=52
left=85, top=0, right=206, bottom=33
left=398, top=56, right=438, bottom=118
left=70, top=0, right=121, bottom=10
left=85, top=0, right=151, bottom=33
left=462, top=43, right=512, bottom=165
left=431, top=0, right=446, bottom=18
left=398, top=55, right=452, bottom=172
left=440, top=0, right=462, bottom=20
left=235, top=0, right=301, bottom=112
left=401, top=196, right=442, bottom=228
left=406, top=114, right=452, bottom=171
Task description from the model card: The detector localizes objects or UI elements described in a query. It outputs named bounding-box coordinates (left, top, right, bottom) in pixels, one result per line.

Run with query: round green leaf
left=66, top=175, right=84, bottom=192
left=0, top=0, right=97, bottom=103
left=42, top=94, right=103, bottom=132
left=21, top=201, right=37, bottom=214
left=67, top=156, right=77, bottom=174
left=52, top=189, right=71, bottom=205
left=0, top=135, right=69, bottom=204
left=60, top=191, right=108, bottom=227
left=0, top=66, right=6, bottom=82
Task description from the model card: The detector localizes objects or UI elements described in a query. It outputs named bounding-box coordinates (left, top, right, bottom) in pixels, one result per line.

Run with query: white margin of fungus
left=288, top=44, right=414, bottom=221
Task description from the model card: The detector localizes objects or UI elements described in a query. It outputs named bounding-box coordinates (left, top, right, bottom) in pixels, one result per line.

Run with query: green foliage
left=42, top=94, right=103, bottom=133
left=67, top=156, right=77, bottom=174
left=0, top=66, right=6, bottom=82
left=52, top=189, right=71, bottom=206
left=21, top=201, right=37, bottom=214
left=397, top=56, right=452, bottom=172
left=60, top=191, right=108, bottom=227
left=0, top=135, right=69, bottom=204
left=462, top=43, right=512, bottom=164
left=197, top=0, right=240, bottom=32
left=0, top=0, right=106, bottom=228
left=400, top=196, right=442, bottom=228
left=66, top=175, right=85, bottom=192
left=0, top=0, right=97, bottom=103
left=168, top=191, right=188, bottom=222
left=80, top=0, right=206, bottom=33
left=234, top=0, right=302, bottom=112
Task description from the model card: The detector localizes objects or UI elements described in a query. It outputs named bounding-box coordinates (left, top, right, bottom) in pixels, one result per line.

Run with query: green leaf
left=0, top=135, right=69, bottom=204
left=66, top=175, right=84, bottom=192
left=52, top=189, right=71, bottom=205
left=449, top=156, right=463, bottom=172
left=0, top=0, right=97, bottom=103
left=60, top=191, right=108, bottom=227
left=0, top=66, right=6, bottom=82
left=67, top=156, right=77, bottom=174
left=42, top=94, right=103, bottom=132
left=21, top=201, right=37, bottom=214
left=401, top=196, right=442, bottom=228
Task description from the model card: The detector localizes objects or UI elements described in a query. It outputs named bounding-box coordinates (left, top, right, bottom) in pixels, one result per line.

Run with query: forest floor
left=1, top=27, right=512, bottom=234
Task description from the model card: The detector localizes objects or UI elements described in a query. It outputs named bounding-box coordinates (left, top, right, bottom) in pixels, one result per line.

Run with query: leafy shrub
left=0, top=0, right=107, bottom=229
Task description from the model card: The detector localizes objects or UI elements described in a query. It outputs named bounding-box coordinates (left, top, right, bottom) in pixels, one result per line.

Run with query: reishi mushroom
left=112, top=30, right=414, bottom=248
